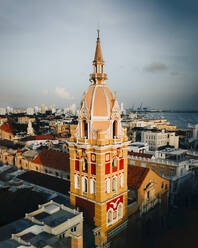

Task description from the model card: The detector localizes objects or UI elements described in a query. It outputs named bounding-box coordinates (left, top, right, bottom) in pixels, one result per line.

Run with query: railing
left=107, top=220, right=128, bottom=239
left=128, top=155, right=190, bottom=167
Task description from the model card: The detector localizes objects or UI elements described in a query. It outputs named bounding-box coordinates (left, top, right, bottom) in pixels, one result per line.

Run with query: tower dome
left=74, top=31, right=125, bottom=141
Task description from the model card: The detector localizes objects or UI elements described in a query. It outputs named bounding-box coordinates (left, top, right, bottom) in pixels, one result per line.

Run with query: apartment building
left=141, top=130, right=179, bottom=151
left=0, top=201, right=83, bottom=248
left=128, top=149, right=192, bottom=203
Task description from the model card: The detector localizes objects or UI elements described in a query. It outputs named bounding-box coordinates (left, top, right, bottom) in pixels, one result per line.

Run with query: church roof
left=83, top=84, right=116, bottom=121
left=127, top=165, right=149, bottom=189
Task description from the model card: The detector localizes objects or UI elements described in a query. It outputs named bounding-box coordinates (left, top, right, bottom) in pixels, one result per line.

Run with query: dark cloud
left=144, top=62, right=168, bottom=73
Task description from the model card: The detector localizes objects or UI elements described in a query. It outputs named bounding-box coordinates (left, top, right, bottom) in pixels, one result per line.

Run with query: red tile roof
left=31, top=149, right=70, bottom=172
left=128, top=151, right=153, bottom=159
left=22, top=135, right=54, bottom=141
left=0, top=123, right=13, bottom=134
left=128, top=165, right=149, bottom=189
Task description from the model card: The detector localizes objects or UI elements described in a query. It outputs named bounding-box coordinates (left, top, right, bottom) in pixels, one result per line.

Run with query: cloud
left=55, top=87, right=74, bottom=100
left=170, top=71, right=179, bottom=76
left=42, top=89, right=49, bottom=95
left=144, top=62, right=168, bottom=73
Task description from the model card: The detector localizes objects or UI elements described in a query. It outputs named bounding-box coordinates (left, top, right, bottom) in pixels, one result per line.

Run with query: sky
left=0, top=0, right=198, bottom=110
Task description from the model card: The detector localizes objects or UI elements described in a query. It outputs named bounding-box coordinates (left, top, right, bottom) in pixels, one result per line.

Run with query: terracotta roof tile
left=0, top=123, right=13, bottom=134
left=31, top=149, right=70, bottom=172
left=128, top=165, right=149, bottom=189
left=22, top=135, right=54, bottom=141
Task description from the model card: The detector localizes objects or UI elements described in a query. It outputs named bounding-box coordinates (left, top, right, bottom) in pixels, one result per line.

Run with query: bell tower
left=68, top=31, right=128, bottom=244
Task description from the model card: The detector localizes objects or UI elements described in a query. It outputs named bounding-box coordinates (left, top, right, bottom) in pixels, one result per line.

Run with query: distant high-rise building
left=0, top=108, right=6, bottom=115
left=34, top=106, right=39, bottom=114
left=26, top=107, right=34, bottom=115
left=6, top=106, right=13, bottom=114
left=40, top=104, right=46, bottom=114
left=70, top=103, right=76, bottom=115
left=27, top=120, right=34, bottom=135
left=49, top=104, right=56, bottom=114
left=64, top=106, right=69, bottom=114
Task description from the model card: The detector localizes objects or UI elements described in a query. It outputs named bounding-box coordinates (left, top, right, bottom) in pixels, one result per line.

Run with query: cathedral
left=68, top=31, right=129, bottom=244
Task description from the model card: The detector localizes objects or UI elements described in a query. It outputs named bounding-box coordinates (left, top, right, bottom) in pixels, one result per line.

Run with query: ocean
left=145, top=112, right=198, bottom=129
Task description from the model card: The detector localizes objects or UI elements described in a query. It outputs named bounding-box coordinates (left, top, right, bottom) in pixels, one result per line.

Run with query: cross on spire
left=97, top=29, right=100, bottom=39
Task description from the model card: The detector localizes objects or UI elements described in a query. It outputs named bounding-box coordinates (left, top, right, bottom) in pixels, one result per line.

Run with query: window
left=112, top=158, right=117, bottom=168
left=147, top=191, right=150, bottom=200
left=71, top=226, right=77, bottom=232
left=74, top=174, right=80, bottom=189
left=170, top=168, right=174, bottom=177
left=119, top=173, right=124, bottom=188
left=112, top=177, right=117, bottom=192
left=83, top=159, right=88, bottom=172
left=161, top=182, right=164, bottom=188
left=82, top=177, right=88, bottom=193
left=160, top=168, right=164, bottom=176
left=113, top=120, right=118, bottom=138
left=107, top=209, right=113, bottom=225
left=141, top=162, right=146, bottom=168
left=82, top=120, right=88, bottom=138
left=90, top=178, right=96, bottom=194
left=152, top=166, right=156, bottom=171
left=105, top=178, right=110, bottom=193
left=118, top=203, right=123, bottom=219
left=129, top=160, right=135, bottom=166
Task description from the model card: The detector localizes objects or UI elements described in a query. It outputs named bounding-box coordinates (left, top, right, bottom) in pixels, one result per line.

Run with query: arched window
left=107, top=208, right=113, bottom=225
left=90, top=178, right=96, bottom=194
left=112, top=177, right=117, bottom=192
left=112, top=158, right=117, bottom=168
left=93, top=179, right=96, bottom=194
left=119, top=173, right=124, bottom=188
left=74, top=174, right=80, bottom=189
left=82, top=120, right=88, bottom=138
left=83, top=158, right=88, bottom=172
left=82, top=176, right=88, bottom=192
left=113, top=120, right=118, bottom=138
left=84, top=177, right=88, bottom=192
left=118, top=203, right=123, bottom=219
left=105, top=178, right=110, bottom=193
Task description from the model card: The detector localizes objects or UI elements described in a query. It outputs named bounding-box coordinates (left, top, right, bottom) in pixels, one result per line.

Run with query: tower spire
left=94, top=30, right=103, bottom=63
left=90, top=31, right=107, bottom=84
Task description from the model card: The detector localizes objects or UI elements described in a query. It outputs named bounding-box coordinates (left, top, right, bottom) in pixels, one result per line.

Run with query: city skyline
left=0, top=0, right=198, bottom=110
